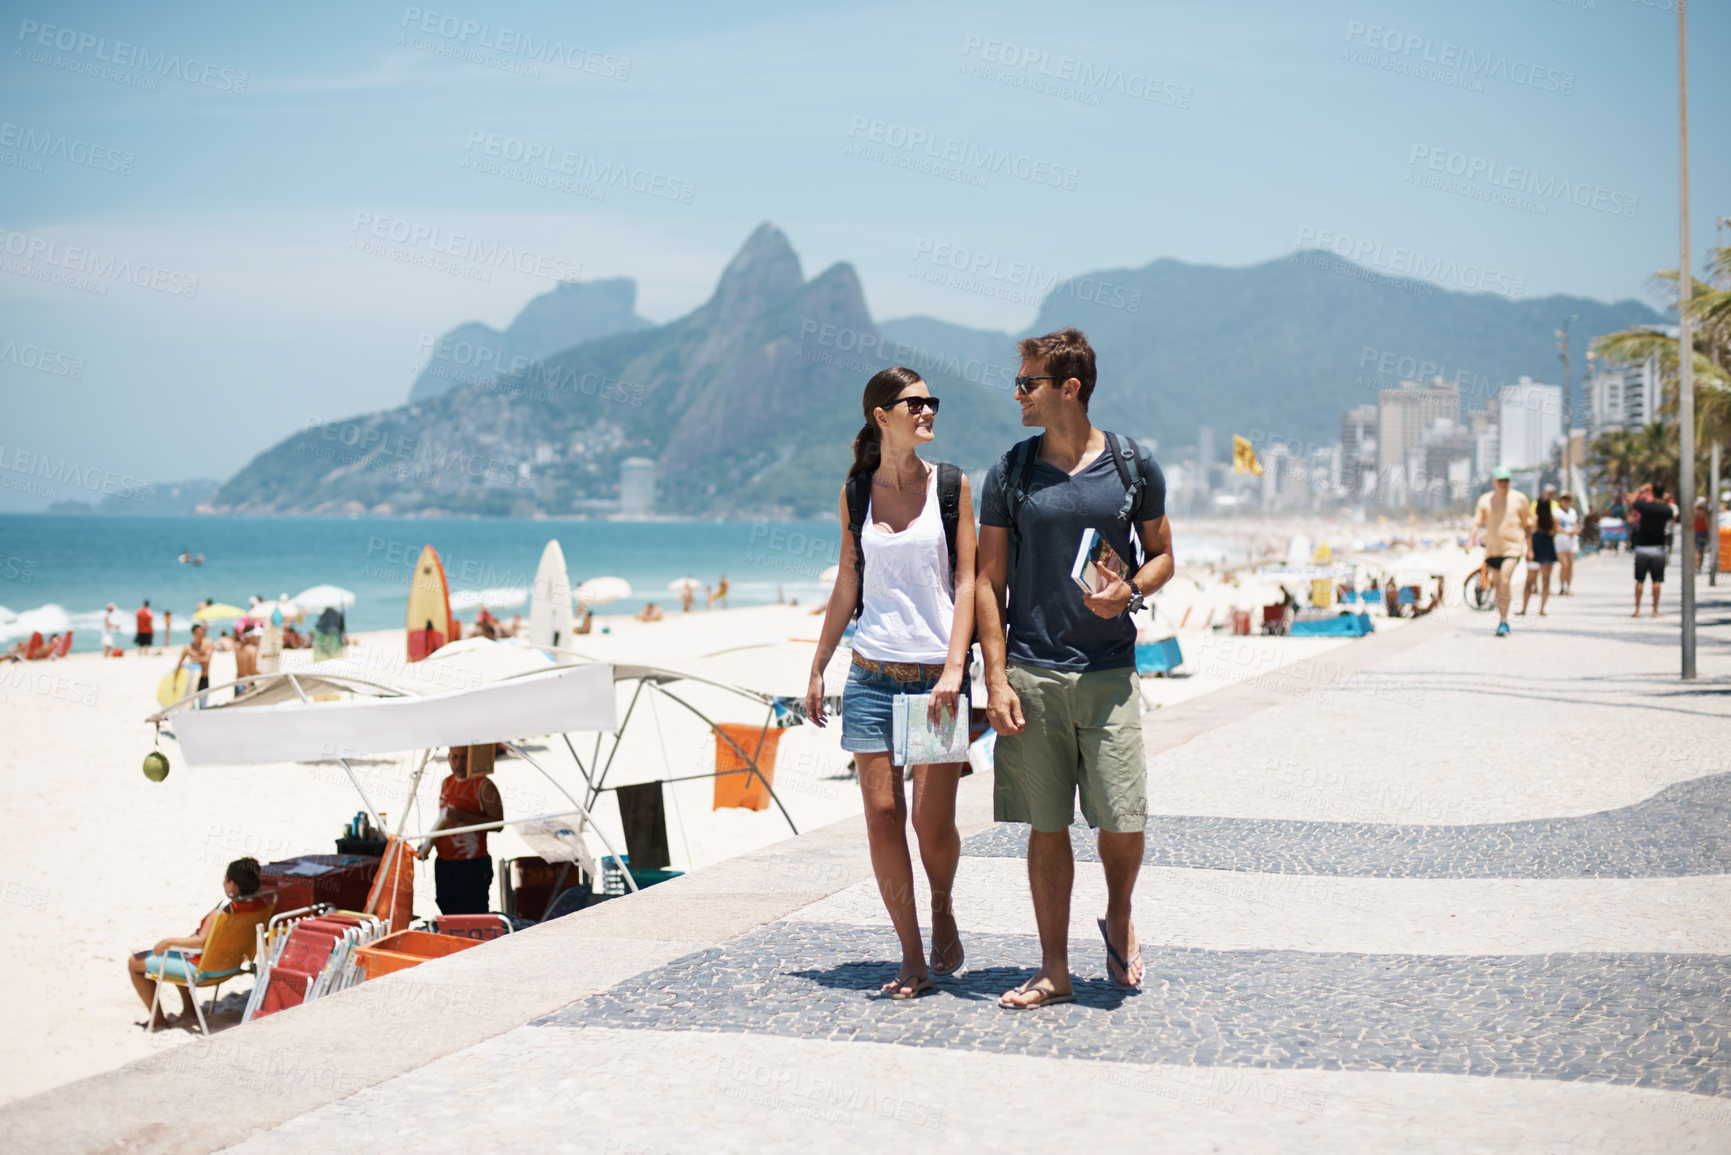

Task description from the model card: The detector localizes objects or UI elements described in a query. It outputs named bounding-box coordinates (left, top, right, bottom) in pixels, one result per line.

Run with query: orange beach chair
left=148, top=895, right=275, bottom=1035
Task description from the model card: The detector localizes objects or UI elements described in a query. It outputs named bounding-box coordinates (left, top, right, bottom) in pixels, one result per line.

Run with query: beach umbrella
left=292, top=584, right=356, bottom=610
left=667, top=576, right=703, bottom=593
left=252, top=599, right=304, bottom=623
left=576, top=576, right=631, bottom=607
left=192, top=603, right=247, bottom=621
left=818, top=564, right=840, bottom=585
left=449, top=587, right=528, bottom=611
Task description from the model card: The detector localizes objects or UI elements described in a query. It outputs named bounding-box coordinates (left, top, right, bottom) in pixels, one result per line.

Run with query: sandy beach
left=0, top=536, right=1428, bottom=1105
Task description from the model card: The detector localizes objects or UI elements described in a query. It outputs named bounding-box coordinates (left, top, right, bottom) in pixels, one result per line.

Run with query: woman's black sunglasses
left=882, top=395, right=941, bottom=415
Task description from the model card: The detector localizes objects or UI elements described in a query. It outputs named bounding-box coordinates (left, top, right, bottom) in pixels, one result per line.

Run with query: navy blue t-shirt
left=980, top=434, right=1167, bottom=672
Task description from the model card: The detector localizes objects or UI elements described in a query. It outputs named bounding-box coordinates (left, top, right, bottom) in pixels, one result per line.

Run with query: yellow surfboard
left=406, top=544, right=457, bottom=662
left=156, top=664, right=194, bottom=707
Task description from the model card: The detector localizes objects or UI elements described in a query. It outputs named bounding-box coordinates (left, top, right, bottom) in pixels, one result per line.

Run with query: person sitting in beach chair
left=635, top=602, right=664, bottom=623
left=127, top=857, right=267, bottom=1030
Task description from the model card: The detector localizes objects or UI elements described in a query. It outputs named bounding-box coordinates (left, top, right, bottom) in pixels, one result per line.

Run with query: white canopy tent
left=145, top=639, right=819, bottom=902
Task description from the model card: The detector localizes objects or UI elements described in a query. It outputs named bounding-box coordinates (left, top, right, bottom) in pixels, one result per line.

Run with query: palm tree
left=1590, top=245, right=1731, bottom=457
left=1588, top=427, right=1640, bottom=495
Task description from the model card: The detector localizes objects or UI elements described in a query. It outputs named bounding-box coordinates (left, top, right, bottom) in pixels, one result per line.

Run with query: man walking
left=1631, top=483, right=1678, bottom=618
left=1466, top=468, right=1534, bottom=637
left=976, top=327, right=1172, bottom=1009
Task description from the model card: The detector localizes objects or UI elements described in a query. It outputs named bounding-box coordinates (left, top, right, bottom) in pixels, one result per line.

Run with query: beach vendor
left=421, top=745, right=503, bottom=915
left=313, top=604, right=344, bottom=661
left=126, top=857, right=261, bottom=1029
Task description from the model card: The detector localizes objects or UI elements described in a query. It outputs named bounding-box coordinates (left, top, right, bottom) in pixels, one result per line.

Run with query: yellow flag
left=1233, top=435, right=1264, bottom=475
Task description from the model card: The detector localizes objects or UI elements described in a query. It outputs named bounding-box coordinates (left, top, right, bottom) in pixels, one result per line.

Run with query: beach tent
left=146, top=639, right=821, bottom=898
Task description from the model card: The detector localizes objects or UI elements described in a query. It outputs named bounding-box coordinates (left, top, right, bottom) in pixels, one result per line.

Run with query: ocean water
left=0, top=515, right=844, bottom=652
left=0, top=514, right=1247, bottom=654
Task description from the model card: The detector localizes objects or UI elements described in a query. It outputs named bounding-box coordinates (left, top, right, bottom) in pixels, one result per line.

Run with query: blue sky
left=1, top=0, right=1726, bottom=506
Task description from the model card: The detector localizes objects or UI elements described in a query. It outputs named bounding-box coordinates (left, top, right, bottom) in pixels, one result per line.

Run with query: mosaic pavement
left=223, top=564, right=1731, bottom=1152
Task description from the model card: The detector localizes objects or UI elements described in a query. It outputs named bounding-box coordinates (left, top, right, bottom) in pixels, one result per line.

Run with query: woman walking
left=1521, top=486, right=1559, bottom=616
left=1554, top=492, right=1580, bottom=594
left=805, top=367, right=976, bottom=1000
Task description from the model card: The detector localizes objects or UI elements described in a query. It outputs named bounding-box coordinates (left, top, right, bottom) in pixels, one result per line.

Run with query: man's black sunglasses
left=1013, top=375, right=1060, bottom=395
left=882, top=395, right=941, bottom=415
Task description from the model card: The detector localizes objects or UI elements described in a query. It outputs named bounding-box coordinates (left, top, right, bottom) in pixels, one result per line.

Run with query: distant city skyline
left=2, top=0, right=1727, bottom=508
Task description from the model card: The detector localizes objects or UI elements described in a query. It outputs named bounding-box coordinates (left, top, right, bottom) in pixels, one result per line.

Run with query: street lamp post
left=1675, top=0, right=1696, bottom=680
left=1557, top=315, right=1577, bottom=493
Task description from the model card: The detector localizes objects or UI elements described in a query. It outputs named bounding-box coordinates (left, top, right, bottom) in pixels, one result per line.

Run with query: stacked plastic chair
left=243, top=907, right=386, bottom=1023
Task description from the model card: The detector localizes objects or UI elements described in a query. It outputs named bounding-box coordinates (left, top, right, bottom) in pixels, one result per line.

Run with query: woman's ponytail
left=848, top=366, right=924, bottom=482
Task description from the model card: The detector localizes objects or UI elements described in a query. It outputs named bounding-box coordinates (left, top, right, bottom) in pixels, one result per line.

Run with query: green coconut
left=142, top=750, right=170, bottom=782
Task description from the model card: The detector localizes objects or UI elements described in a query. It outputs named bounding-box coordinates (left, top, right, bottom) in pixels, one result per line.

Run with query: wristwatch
left=1125, top=578, right=1145, bottom=615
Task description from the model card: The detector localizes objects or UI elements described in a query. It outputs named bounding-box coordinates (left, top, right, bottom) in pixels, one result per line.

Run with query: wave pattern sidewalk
left=7, top=556, right=1729, bottom=1153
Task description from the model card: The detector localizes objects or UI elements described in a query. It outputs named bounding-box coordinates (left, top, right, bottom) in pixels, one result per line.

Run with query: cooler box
left=354, top=929, right=481, bottom=980
left=1135, top=637, right=1184, bottom=675
left=1290, top=612, right=1373, bottom=638
left=259, top=854, right=380, bottom=913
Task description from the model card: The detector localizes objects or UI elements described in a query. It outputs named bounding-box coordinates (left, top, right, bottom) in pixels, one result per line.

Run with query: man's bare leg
left=1495, top=564, right=1514, bottom=624
left=1097, top=829, right=1145, bottom=986
left=1001, top=829, right=1073, bottom=1005
left=1652, top=581, right=1663, bottom=617
left=1633, top=582, right=1644, bottom=617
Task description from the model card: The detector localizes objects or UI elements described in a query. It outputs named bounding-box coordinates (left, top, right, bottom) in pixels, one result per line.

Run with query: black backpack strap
left=844, top=472, right=871, bottom=620
left=1005, top=435, right=1042, bottom=543
left=1104, top=431, right=1148, bottom=566
left=936, top=462, right=961, bottom=589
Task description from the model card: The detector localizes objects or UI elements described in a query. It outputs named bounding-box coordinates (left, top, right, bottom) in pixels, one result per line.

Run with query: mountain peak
left=706, top=223, right=804, bottom=320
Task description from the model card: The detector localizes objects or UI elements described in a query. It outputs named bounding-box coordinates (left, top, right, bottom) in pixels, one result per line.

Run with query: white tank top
left=854, top=466, right=954, bottom=665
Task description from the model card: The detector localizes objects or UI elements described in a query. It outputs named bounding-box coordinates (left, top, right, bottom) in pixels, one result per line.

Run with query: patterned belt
left=851, top=652, right=946, bottom=682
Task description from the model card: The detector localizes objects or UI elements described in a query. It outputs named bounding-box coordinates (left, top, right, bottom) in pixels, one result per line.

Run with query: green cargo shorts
left=993, top=661, right=1146, bottom=833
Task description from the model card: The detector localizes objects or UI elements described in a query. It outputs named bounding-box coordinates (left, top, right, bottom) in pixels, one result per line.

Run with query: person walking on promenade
left=1466, top=468, right=1534, bottom=637
left=1554, top=493, right=1580, bottom=595
left=806, top=367, right=975, bottom=1000
left=1694, top=498, right=1710, bottom=573
left=1520, top=485, right=1559, bottom=617
left=1631, top=483, right=1678, bottom=618
left=976, top=328, right=1172, bottom=1009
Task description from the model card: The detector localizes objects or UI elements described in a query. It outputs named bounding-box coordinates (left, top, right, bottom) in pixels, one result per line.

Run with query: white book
left=892, top=692, right=970, bottom=766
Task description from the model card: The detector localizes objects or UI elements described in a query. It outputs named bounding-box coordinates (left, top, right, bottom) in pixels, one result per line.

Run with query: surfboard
left=529, top=539, right=574, bottom=651
left=156, top=664, right=194, bottom=707
left=406, top=544, right=457, bottom=662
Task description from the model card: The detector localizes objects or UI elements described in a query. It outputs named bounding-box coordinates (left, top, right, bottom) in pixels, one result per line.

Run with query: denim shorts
left=840, top=662, right=942, bottom=755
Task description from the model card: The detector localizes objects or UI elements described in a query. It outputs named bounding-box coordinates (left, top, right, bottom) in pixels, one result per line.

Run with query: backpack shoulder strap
left=1104, top=431, right=1148, bottom=566
left=844, top=472, right=872, bottom=619
left=1103, top=431, right=1146, bottom=525
left=1006, top=435, right=1042, bottom=539
left=936, top=462, right=962, bottom=586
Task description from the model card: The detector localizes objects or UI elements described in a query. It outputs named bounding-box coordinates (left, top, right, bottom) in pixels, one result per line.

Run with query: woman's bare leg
left=856, top=752, right=926, bottom=992
left=910, top=763, right=963, bottom=969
